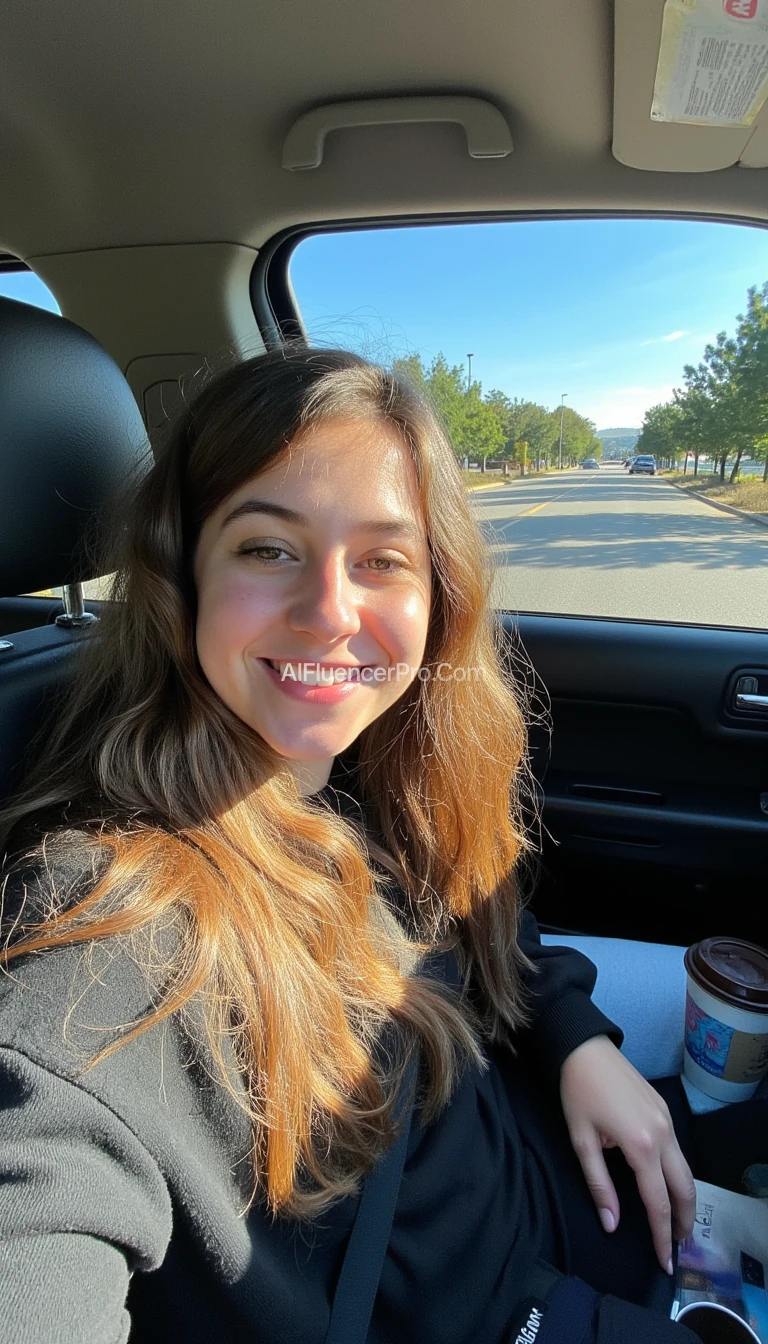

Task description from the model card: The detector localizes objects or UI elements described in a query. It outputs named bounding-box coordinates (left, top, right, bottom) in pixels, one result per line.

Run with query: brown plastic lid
left=685, top=938, right=768, bottom=1014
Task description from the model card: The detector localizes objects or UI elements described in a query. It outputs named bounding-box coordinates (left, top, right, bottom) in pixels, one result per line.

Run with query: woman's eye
left=238, top=543, right=293, bottom=563
left=362, top=555, right=404, bottom=573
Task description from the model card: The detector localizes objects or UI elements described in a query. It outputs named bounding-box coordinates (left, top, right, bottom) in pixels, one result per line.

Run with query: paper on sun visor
left=651, top=0, right=768, bottom=126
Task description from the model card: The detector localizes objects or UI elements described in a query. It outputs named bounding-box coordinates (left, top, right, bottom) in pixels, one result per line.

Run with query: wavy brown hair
left=0, top=347, right=536, bottom=1217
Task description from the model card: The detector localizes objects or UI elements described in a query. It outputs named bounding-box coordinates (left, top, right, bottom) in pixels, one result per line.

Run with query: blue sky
left=291, top=219, right=768, bottom=431
left=6, top=218, right=768, bottom=432
left=0, top=270, right=60, bottom=315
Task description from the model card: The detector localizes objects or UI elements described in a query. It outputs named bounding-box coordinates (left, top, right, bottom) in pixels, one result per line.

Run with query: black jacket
left=0, top=777, right=648, bottom=1344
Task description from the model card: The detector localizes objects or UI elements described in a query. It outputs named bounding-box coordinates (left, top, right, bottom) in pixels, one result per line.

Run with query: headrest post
left=55, top=582, right=98, bottom=630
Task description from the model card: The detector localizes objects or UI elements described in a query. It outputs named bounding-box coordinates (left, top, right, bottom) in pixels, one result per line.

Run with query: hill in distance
left=597, top=427, right=641, bottom=457
left=597, top=427, right=641, bottom=440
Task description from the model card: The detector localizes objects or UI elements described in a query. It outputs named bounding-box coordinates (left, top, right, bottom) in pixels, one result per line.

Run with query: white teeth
left=270, top=661, right=343, bottom=685
left=293, top=667, right=329, bottom=685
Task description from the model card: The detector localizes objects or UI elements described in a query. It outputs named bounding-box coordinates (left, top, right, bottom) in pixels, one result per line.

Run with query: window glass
left=289, top=220, right=768, bottom=630
left=0, top=266, right=59, bottom=314
left=22, top=580, right=113, bottom=601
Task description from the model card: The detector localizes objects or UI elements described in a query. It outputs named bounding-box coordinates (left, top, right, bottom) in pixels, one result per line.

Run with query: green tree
left=465, top=384, right=506, bottom=468
left=636, top=402, right=682, bottom=466
left=424, top=353, right=470, bottom=456
left=395, top=360, right=505, bottom=467
left=509, top=400, right=553, bottom=469
left=673, top=331, right=752, bottom=479
left=556, top=406, right=601, bottom=466
left=484, top=389, right=515, bottom=457
left=392, top=353, right=428, bottom=395
left=702, top=333, right=744, bottom=481
left=481, top=393, right=553, bottom=470
left=674, top=358, right=722, bottom=477
left=731, top=284, right=768, bottom=482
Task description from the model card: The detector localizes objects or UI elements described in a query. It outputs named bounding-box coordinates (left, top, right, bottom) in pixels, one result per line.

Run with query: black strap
left=324, top=1054, right=419, bottom=1344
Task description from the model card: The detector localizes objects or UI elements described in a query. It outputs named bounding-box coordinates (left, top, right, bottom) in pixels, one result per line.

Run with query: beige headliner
left=3, top=0, right=768, bottom=400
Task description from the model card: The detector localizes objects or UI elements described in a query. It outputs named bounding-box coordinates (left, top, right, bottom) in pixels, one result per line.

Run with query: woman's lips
left=258, top=658, right=368, bottom=703
left=265, top=659, right=378, bottom=684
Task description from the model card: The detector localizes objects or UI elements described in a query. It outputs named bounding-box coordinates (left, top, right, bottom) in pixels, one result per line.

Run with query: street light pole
left=466, top=353, right=474, bottom=392
left=558, top=393, right=568, bottom=470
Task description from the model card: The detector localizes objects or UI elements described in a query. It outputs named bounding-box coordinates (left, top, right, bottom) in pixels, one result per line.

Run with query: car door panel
left=503, top=613, right=768, bottom=946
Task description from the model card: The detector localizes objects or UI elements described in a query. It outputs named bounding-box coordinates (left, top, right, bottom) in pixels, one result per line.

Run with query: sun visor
left=613, top=0, right=768, bottom=170
left=740, top=110, right=768, bottom=161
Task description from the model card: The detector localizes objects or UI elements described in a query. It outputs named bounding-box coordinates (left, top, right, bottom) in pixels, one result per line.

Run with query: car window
left=0, top=266, right=59, bottom=314
left=19, top=581, right=113, bottom=601
left=288, top=218, right=768, bottom=631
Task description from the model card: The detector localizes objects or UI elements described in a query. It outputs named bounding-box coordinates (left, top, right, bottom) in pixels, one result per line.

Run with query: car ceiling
left=5, top=0, right=768, bottom=257
left=4, top=0, right=768, bottom=386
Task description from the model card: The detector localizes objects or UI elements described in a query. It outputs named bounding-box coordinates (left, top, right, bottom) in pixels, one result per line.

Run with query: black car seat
left=0, top=295, right=151, bottom=808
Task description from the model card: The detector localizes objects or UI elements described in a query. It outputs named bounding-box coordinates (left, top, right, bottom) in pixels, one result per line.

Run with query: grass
left=660, top=470, right=768, bottom=514
left=462, top=469, right=550, bottom=488
left=462, top=470, right=505, bottom=488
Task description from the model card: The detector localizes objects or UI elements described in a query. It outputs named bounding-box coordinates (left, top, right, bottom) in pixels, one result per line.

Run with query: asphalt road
left=471, top=464, right=768, bottom=627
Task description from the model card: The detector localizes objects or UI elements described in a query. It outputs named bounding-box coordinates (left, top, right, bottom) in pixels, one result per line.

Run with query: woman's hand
left=559, top=1034, right=696, bottom=1275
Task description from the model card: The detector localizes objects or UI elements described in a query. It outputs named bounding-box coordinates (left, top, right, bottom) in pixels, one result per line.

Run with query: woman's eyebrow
left=220, top=498, right=423, bottom=541
left=220, top=500, right=305, bottom=530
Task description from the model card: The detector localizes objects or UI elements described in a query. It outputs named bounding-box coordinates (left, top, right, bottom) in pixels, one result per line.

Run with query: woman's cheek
left=392, top=589, right=430, bottom=661
left=198, top=575, right=273, bottom=666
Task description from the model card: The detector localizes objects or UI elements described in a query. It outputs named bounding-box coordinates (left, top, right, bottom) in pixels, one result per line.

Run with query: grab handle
left=282, top=95, right=513, bottom=170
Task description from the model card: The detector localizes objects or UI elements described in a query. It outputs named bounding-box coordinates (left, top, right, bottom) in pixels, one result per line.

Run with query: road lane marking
left=477, top=476, right=608, bottom=529
left=518, top=497, right=561, bottom=517
left=511, top=486, right=583, bottom=520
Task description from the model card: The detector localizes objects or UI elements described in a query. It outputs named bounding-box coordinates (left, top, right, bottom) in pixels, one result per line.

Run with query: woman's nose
left=287, top=554, right=361, bottom=640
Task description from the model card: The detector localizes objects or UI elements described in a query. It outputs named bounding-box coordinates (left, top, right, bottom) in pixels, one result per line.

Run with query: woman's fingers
left=627, top=1147, right=675, bottom=1272
left=559, top=1038, right=697, bottom=1276
left=569, top=1127, right=621, bottom=1237
left=574, top=1105, right=695, bottom=1276
left=622, top=1109, right=695, bottom=1273
left=661, top=1143, right=697, bottom=1244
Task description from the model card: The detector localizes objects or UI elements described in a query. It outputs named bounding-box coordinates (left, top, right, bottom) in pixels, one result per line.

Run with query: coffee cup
left=683, top=938, right=768, bottom=1103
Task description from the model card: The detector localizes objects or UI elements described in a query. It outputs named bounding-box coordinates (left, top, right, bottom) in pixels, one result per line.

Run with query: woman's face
left=193, top=415, right=432, bottom=794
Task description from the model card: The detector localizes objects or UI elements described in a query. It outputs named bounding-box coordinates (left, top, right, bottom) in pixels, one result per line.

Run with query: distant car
left=629, top=455, right=656, bottom=475
left=581, top=458, right=600, bottom=469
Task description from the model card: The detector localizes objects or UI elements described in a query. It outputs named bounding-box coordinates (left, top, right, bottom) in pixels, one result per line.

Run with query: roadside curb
left=464, top=478, right=509, bottom=491
left=465, top=470, right=578, bottom=493
left=666, top=479, right=768, bottom=531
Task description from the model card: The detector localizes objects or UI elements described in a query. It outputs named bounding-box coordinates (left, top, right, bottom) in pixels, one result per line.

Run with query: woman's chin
left=266, top=731, right=358, bottom=765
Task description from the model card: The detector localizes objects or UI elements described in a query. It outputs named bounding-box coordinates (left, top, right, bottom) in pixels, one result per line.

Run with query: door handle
left=735, top=692, right=768, bottom=712
left=732, top=674, right=768, bottom=716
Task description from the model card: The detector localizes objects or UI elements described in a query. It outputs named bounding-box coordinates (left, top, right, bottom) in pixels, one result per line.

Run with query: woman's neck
left=292, top=757, right=336, bottom=797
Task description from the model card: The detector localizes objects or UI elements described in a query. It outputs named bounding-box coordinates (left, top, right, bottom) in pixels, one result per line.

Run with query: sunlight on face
left=193, top=417, right=432, bottom=794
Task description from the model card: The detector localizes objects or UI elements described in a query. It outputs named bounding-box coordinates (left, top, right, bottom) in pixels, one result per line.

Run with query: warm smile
left=257, top=658, right=373, bottom=702
left=263, top=659, right=377, bottom=683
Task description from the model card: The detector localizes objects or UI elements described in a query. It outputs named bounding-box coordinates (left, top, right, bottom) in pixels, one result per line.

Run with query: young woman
left=0, top=348, right=760, bottom=1343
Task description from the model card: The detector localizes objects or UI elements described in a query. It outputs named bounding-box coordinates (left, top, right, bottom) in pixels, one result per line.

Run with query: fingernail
left=666, top=1258, right=674, bottom=1277
left=599, top=1208, right=616, bottom=1234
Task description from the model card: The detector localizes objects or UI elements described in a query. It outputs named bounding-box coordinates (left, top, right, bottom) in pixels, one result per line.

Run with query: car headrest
left=0, top=296, right=151, bottom=598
